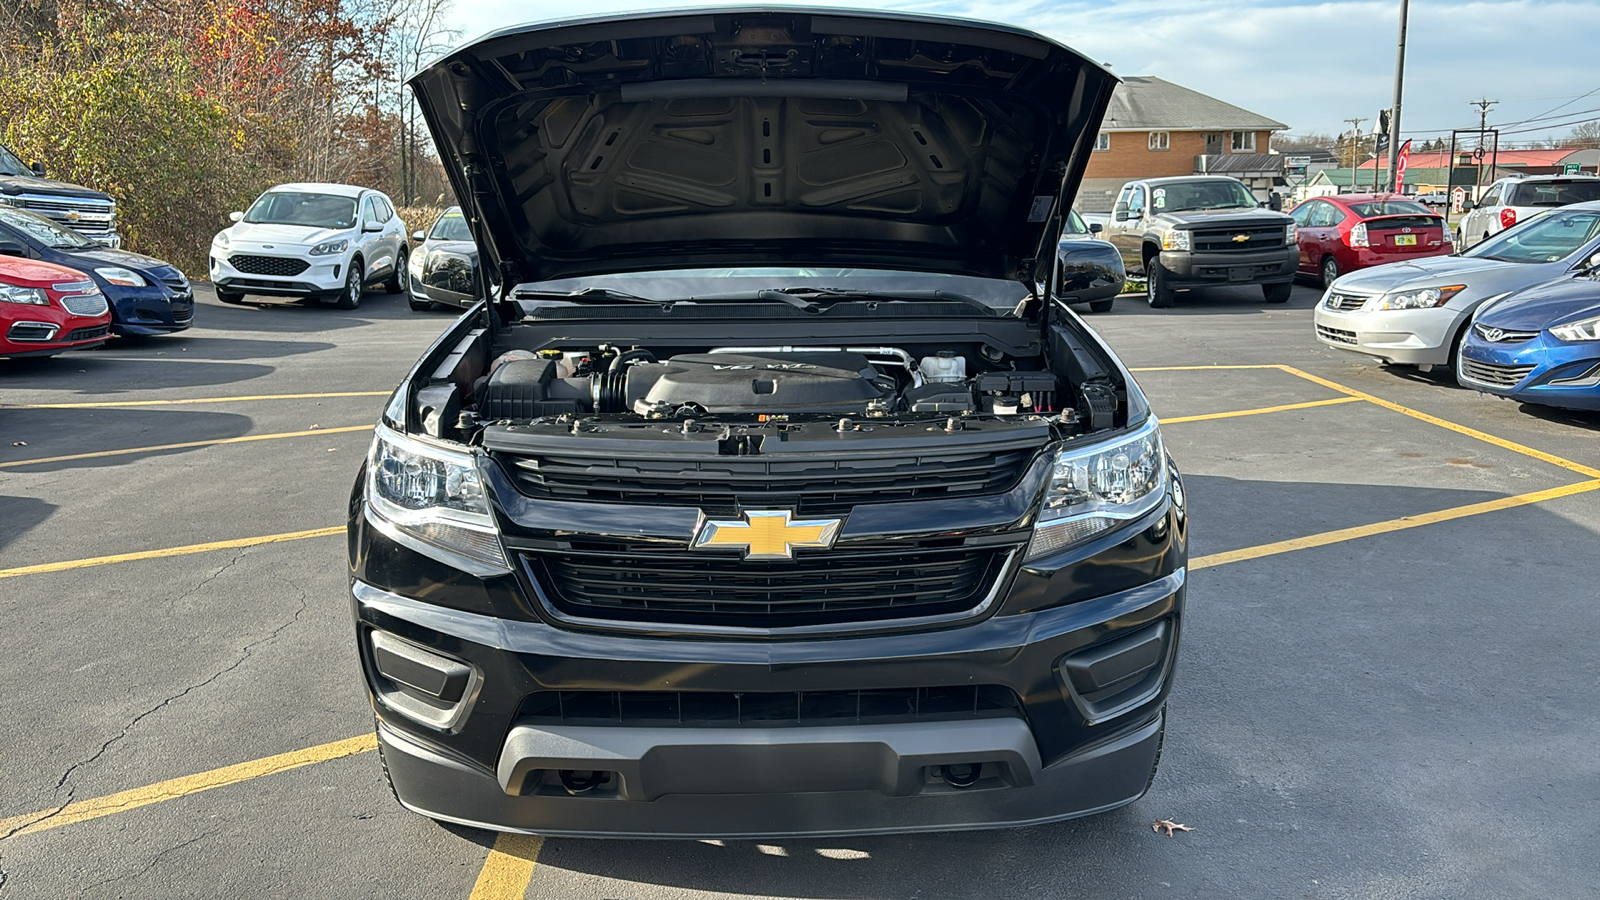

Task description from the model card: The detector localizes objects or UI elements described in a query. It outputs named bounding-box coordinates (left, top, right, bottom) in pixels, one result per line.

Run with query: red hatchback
left=0, top=254, right=112, bottom=358
left=1290, top=193, right=1451, bottom=288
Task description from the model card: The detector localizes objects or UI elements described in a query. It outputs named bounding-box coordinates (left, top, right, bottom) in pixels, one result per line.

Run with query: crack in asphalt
left=0, top=569, right=311, bottom=896
left=80, top=828, right=220, bottom=894
left=163, top=548, right=248, bottom=614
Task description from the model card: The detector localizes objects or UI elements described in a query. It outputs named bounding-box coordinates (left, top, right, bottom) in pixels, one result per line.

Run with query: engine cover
left=626, top=352, right=891, bottom=415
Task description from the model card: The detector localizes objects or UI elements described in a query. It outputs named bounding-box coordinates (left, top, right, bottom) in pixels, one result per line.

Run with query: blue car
left=1458, top=251, right=1600, bottom=411
left=0, top=206, right=192, bottom=336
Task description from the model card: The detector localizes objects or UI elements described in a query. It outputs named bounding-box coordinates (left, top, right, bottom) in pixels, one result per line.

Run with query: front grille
left=517, top=685, right=1024, bottom=727
left=172, top=306, right=194, bottom=324
left=15, top=193, right=116, bottom=236
left=228, top=254, right=309, bottom=276
left=65, top=324, right=110, bottom=341
left=1192, top=225, right=1287, bottom=253
left=1325, top=291, right=1371, bottom=311
left=1459, top=358, right=1535, bottom=387
left=525, top=538, right=1014, bottom=628
left=1316, top=324, right=1358, bottom=345
left=1474, top=324, right=1540, bottom=343
left=507, top=445, right=1036, bottom=517
left=60, top=293, right=108, bottom=316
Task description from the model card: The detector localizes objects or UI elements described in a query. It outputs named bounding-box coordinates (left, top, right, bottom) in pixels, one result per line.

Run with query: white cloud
left=442, top=0, right=1597, bottom=143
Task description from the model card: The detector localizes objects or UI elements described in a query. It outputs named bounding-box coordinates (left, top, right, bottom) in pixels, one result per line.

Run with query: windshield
left=429, top=210, right=473, bottom=242
left=1505, top=180, right=1600, bottom=207
left=0, top=206, right=98, bottom=249
left=1347, top=200, right=1431, bottom=217
left=243, top=191, right=357, bottom=228
left=521, top=268, right=1031, bottom=311
left=1152, top=180, right=1257, bottom=212
left=0, top=143, right=29, bottom=177
left=1063, top=209, right=1089, bottom=235
left=1464, top=208, right=1600, bottom=264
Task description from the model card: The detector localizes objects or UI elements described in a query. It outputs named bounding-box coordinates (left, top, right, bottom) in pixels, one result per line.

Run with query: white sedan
left=209, top=183, right=407, bottom=309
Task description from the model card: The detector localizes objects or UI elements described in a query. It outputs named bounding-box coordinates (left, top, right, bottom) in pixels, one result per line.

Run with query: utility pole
left=1344, top=117, right=1365, bottom=194
left=1384, top=0, right=1410, bottom=191
left=1471, top=98, right=1497, bottom=197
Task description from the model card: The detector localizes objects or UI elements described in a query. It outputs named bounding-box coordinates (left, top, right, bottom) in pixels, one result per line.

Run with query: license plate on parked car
left=1394, top=235, right=1417, bottom=246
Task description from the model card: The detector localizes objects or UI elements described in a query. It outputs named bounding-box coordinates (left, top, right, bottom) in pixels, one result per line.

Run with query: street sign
left=1564, top=163, right=1582, bottom=175
left=1286, top=155, right=1310, bottom=174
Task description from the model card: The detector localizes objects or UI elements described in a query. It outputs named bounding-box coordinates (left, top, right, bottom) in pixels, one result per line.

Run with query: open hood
left=409, top=7, right=1117, bottom=288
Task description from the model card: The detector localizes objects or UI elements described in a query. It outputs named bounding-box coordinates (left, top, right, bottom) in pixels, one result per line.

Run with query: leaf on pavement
left=1152, top=819, right=1193, bottom=836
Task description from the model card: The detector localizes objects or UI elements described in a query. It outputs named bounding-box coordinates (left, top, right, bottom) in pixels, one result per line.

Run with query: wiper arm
left=511, top=286, right=664, bottom=304
left=770, top=288, right=996, bottom=314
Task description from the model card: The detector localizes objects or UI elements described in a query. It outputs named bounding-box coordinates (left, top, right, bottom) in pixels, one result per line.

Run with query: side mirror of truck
left=0, top=237, right=27, bottom=257
left=29, top=162, right=45, bottom=177
left=229, top=211, right=245, bottom=222
left=1268, top=192, right=1283, bottom=212
left=1112, top=203, right=1130, bottom=222
left=1089, top=223, right=1103, bottom=234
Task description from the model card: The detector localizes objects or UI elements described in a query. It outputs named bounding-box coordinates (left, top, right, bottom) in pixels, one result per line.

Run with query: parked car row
left=1314, top=200, right=1600, bottom=412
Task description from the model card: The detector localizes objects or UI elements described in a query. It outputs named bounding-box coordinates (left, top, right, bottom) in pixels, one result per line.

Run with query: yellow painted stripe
left=8, top=391, right=390, bottom=410
left=0, top=425, right=371, bottom=469
left=1276, top=365, right=1600, bottom=479
left=1191, top=479, right=1600, bottom=570
left=0, top=735, right=376, bottom=838
left=468, top=833, right=544, bottom=900
left=1163, top=396, right=1361, bottom=425
left=1129, top=365, right=1285, bottom=372
left=0, top=526, right=344, bottom=579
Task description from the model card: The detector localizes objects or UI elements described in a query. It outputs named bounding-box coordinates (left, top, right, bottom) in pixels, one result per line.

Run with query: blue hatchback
left=0, top=206, right=192, bottom=336
left=1458, top=255, right=1600, bottom=411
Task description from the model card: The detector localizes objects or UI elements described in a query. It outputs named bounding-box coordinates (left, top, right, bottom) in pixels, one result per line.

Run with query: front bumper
left=210, top=247, right=347, bottom=298
left=350, top=467, right=1187, bottom=837
left=1312, top=296, right=1470, bottom=366
left=1459, top=331, right=1600, bottom=411
left=106, top=284, right=194, bottom=335
left=1159, top=246, right=1296, bottom=287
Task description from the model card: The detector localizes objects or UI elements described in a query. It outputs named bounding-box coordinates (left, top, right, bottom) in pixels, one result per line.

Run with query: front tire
left=1146, top=261, right=1174, bottom=309
left=214, top=288, right=245, bottom=305
left=334, top=261, right=363, bottom=310
left=384, top=249, right=408, bottom=294
left=1262, top=282, right=1292, bottom=303
left=1320, top=255, right=1340, bottom=289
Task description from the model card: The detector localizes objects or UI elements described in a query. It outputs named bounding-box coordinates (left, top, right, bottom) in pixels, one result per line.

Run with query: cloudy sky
left=446, top=0, right=1597, bottom=145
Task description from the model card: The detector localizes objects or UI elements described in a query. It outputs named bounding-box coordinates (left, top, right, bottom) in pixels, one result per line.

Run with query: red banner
left=1395, top=139, right=1412, bottom=192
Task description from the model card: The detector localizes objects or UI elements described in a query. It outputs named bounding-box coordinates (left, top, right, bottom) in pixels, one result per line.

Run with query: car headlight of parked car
left=1550, top=315, right=1600, bottom=342
left=310, top=239, right=349, bottom=256
left=0, top=284, right=50, bottom=305
left=94, top=266, right=147, bottom=287
left=1374, top=284, right=1467, bottom=310
left=1159, top=229, right=1190, bottom=252
left=211, top=231, right=230, bottom=249
left=1027, top=417, right=1167, bottom=561
left=365, top=424, right=508, bottom=574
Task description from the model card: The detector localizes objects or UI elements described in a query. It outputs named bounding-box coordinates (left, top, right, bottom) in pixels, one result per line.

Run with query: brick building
left=1079, top=76, right=1288, bottom=212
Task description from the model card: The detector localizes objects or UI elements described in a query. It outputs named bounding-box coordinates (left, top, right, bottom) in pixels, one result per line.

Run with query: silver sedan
left=1313, top=201, right=1600, bottom=378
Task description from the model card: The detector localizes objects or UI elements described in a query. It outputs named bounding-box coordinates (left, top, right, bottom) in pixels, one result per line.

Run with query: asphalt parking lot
left=3, top=282, right=1598, bottom=899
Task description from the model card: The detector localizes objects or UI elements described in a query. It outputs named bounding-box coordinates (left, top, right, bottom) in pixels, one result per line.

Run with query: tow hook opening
left=939, top=763, right=982, bottom=788
left=559, top=769, right=608, bottom=795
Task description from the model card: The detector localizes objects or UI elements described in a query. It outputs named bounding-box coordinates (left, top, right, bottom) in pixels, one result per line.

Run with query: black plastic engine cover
left=626, top=352, right=890, bottom=414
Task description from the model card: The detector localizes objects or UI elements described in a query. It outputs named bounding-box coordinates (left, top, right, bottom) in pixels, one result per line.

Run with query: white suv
left=1458, top=174, right=1600, bottom=248
left=209, top=183, right=408, bottom=309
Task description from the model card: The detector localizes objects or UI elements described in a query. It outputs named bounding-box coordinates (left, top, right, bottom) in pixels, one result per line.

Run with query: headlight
left=1551, top=315, right=1600, bottom=342
left=310, top=239, right=348, bottom=256
left=1374, top=284, right=1466, bottom=310
left=212, top=231, right=230, bottom=248
left=0, top=284, right=50, bottom=305
left=408, top=247, right=425, bottom=275
left=1027, top=417, right=1167, bottom=561
left=0, top=196, right=14, bottom=206
left=94, top=266, right=147, bottom=287
left=1285, top=223, right=1297, bottom=246
left=1160, top=229, right=1191, bottom=251
left=365, top=424, right=509, bottom=574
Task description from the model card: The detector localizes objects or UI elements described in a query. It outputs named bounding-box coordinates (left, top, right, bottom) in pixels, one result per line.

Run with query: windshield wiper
left=511, top=286, right=664, bottom=304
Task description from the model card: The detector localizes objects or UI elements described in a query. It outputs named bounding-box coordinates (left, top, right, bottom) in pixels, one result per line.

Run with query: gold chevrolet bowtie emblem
left=66, top=210, right=82, bottom=221
left=693, top=510, right=842, bottom=560
left=1231, top=233, right=1249, bottom=243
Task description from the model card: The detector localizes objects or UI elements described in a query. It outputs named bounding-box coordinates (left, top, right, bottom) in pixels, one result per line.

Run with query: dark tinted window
left=1506, top=180, right=1600, bottom=207
left=1346, top=200, right=1431, bottom=217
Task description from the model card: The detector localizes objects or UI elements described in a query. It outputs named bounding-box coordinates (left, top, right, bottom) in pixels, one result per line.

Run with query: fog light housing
left=369, top=631, right=480, bottom=731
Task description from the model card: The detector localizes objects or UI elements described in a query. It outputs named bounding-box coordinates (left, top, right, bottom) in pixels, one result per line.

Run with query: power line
left=1494, top=86, right=1600, bottom=129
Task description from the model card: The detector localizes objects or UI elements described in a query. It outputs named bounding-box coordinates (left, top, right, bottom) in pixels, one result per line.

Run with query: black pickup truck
left=0, top=142, right=121, bottom=249
left=1103, top=176, right=1295, bottom=307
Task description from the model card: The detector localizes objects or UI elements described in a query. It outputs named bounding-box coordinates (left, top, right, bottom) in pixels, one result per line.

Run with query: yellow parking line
left=1163, top=396, right=1361, bottom=425
left=0, top=527, right=344, bottom=580
left=0, top=425, right=372, bottom=469
left=1191, top=479, right=1600, bottom=571
left=1275, top=365, right=1600, bottom=479
left=1129, top=365, right=1285, bottom=372
left=468, top=833, right=545, bottom=900
left=8, top=390, right=390, bottom=409
left=0, top=735, right=375, bottom=838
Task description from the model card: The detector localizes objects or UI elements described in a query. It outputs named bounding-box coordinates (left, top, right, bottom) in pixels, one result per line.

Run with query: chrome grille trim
left=1316, top=323, right=1358, bottom=345
left=1324, top=291, right=1372, bottom=311
left=1473, top=324, right=1540, bottom=343
left=1458, top=358, right=1535, bottom=388
left=60, top=293, right=109, bottom=316
left=14, top=193, right=116, bottom=236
